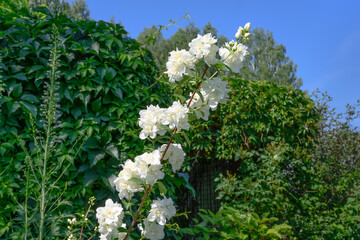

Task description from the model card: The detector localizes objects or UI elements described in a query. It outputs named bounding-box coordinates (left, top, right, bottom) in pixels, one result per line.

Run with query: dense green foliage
left=188, top=78, right=359, bottom=239
left=181, top=207, right=294, bottom=239
left=0, top=6, right=167, bottom=238
left=190, top=78, right=318, bottom=160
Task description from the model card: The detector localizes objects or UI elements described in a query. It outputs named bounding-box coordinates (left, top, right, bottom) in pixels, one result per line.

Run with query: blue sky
left=80, top=0, right=360, bottom=124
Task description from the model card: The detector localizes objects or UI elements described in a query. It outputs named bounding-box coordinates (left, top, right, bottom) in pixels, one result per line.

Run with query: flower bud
left=244, top=32, right=251, bottom=38
left=235, top=27, right=243, bottom=40
left=244, top=22, right=251, bottom=32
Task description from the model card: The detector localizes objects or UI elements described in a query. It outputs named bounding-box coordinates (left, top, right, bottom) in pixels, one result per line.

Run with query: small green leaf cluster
left=0, top=6, right=168, bottom=238
left=180, top=207, right=294, bottom=239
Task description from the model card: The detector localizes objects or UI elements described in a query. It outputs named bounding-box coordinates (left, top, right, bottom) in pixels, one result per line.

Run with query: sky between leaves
left=72, top=0, right=360, bottom=125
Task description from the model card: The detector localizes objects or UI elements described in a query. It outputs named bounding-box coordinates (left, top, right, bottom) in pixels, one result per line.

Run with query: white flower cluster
left=165, top=26, right=250, bottom=82
left=187, top=77, right=231, bottom=120
left=96, top=199, right=124, bottom=240
left=139, top=101, right=190, bottom=140
left=114, top=150, right=164, bottom=200
left=138, top=197, right=176, bottom=240
left=139, top=220, right=165, bottom=240
left=160, top=143, right=185, bottom=172
left=148, top=197, right=176, bottom=225
left=139, top=105, right=166, bottom=140
left=219, top=40, right=248, bottom=73
left=165, top=49, right=194, bottom=83
left=189, top=33, right=219, bottom=66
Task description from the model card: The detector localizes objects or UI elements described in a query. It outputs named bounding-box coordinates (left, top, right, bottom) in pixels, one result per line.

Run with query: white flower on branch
left=139, top=219, right=165, bottom=240
left=188, top=77, right=231, bottom=120
left=162, top=101, right=190, bottom=131
left=139, top=105, right=166, bottom=140
left=160, top=143, right=185, bottom=172
left=96, top=199, right=124, bottom=240
left=202, top=77, right=231, bottom=111
left=134, top=150, right=164, bottom=185
left=187, top=89, right=211, bottom=120
left=147, top=197, right=176, bottom=225
left=189, top=33, right=219, bottom=66
left=165, top=49, right=195, bottom=83
left=219, top=40, right=248, bottom=73
left=114, top=160, right=144, bottom=200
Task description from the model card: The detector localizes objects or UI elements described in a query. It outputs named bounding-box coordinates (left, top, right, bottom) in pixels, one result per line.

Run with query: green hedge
left=0, top=7, right=168, bottom=236
left=188, top=78, right=359, bottom=239
left=192, top=78, right=319, bottom=159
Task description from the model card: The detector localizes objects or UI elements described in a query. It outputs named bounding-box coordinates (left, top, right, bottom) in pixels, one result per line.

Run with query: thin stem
left=39, top=29, right=58, bottom=240
left=123, top=65, right=209, bottom=240
left=79, top=197, right=96, bottom=240
left=24, top=158, right=30, bottom=240
left=187, top=65, right=209, bottom=108
left=124, top=187, right=151, bottom=240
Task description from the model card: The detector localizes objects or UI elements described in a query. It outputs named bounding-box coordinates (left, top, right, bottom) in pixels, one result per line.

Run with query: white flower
left=235, top=26, right=243, bottom=40
left=114, top=160, right=144, bottom=200
left=244, top=22, right=251, bottom=32
left=139, top=219, right=165, bottom=240
left=187, top=78, right=231, bottom=120
left=139, top=105, right=166, bottom=140
left=96, top=199, right=124, bottom=239
left=202, top=77, right=231, bottom=110
left=165, top=49, right=194, bottom=82
left=160, top=143, right=185, bottom=172
left=219, top=41, right=248, bottom=73
left=189, top=33, right=219, bottom=66
left=147, top=197, right=176, bottom=225
left=187, top=90, right=211, bottom=120
left=134, top=150, right=164, bottom=185
left=162, top=101, right=190, bottom=131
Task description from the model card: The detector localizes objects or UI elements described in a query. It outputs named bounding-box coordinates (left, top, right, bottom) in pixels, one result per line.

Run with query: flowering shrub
left=94, top=23, right=252, bottom=240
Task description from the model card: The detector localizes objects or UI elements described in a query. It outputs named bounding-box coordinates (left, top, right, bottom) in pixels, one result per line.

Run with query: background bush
left=185, top=78, right=359, bottom=239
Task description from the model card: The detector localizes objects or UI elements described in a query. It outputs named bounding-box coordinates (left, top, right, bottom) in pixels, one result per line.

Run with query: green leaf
left=112, top=88, right=123, bottom=100
left=105, top=38, right=113, bottom=50
left=9, top=84, right=22, bottom=98
left=83, top=171, right=98, bottom=187
left=105, top=145, right=119, bottom=160
left=105, top=67, right=117, bottom=80
left=20, top=94, right=39, bottom=103
left=128, top=177, right=146, bottom=185
left=156, top=181, right=167, bottom=195
left=91, top=42, right=100, bottom=54
left=91, top=98, right=102, bottom=112
left=159, top=124, right=172, bottom=133
left=11, top=73, right=27, bottom=81
left=178, top=173, right=196, bottom=198
left=71, top=107, right=81, bottom=119
left=181, top=131, right=191, bottom=147
left=19, top=101, right=37, bottom=116
left=89, top=151, right=105, bottom=167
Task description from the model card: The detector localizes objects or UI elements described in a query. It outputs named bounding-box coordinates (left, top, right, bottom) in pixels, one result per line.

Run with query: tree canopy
left=6, top=0, right=92, bottom=19
left=238, top=28, right=302, bottom=88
